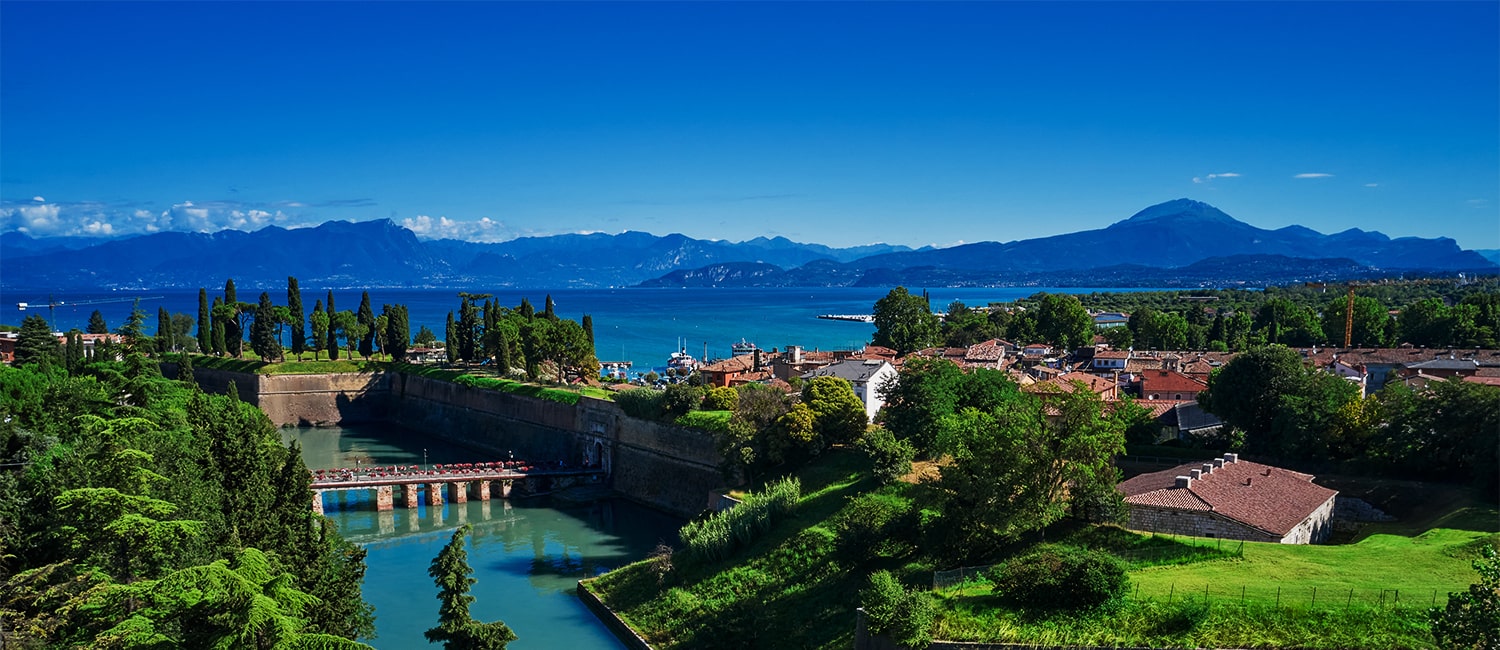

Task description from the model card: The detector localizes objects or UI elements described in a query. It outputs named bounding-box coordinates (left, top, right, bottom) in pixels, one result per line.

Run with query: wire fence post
left=1204, top=583, right=1210, bottom=607
left=1311, top=587, right=1317, bottom=609
left=1168, top=583, right=1175, bottom=606
left=1347, top=588, right=1353, bottom=609
left=1241, top=585, right=1246, bottom=605
left=1276, top=586, right=1281, bottom=609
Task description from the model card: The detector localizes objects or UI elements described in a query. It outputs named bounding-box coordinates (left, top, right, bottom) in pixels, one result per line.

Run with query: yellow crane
left=1305, top=278, right=1458, bottom=348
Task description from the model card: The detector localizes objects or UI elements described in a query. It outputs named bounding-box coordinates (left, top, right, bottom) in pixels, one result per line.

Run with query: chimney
left=788, top=345, right=802, bottom=364
left=1223, top=453, right=1238, bottom=464
left=1263, top=468, right=1272, bottom=477
left=1202, top=463, right=1215, bottom=475
left=1190, top=469, right=1203, bottom=480
left=1175, top=476, right=1192, bottom=489
left=1213, top=458, right=1225, bottom=468
left=1244, top=477, right=1253, bottom=486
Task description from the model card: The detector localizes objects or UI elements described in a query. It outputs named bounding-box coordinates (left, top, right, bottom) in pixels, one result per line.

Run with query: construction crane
left=17, top=295, right=163, bottom=331
left=1305, top=278, right=1458, bottom=348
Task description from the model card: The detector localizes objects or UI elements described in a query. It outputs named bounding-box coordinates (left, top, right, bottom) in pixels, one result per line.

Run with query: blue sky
left=2, top=1, right=1496, bottom=250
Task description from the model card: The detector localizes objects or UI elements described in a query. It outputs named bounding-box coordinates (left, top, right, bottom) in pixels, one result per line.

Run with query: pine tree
left=357, top=291, right=375, bottom=359
left=87, top=309, right=110, bottom=335
left=426, top=524, right=517, bottom=650
left=288, top=277, right=307, bottom=361
left=197, top=288, right=212, bottom=353
left=326, top=291, right=339, bottom=361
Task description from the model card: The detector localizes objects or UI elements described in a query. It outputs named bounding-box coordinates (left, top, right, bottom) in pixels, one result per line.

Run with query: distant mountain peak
left=1121, top=198, right=1238, bottom=225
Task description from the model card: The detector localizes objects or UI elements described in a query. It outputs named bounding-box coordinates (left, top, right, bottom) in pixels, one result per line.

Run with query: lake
left=283, top=423, right=683, bottom=649
left=3, top=286, right=1165, bottom=372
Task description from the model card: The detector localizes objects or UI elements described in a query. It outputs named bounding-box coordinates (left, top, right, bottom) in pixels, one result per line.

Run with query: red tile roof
left=1095, top=349, right=1131, bottom=360
left=700, top=354, right=757, bottom=374
left=1118, top=457, right=1337, bottom=537
left=1140, top=370, right=1208, bottom=394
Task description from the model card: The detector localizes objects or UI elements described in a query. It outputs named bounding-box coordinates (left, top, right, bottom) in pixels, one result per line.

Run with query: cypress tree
left=544, top=294, right=556, bottom=320
left=458, top=298, right=478, bottom=363
left=310, top=300, right=327, bottom=361
left=224, top=277, right=238, bottom=306
left=384, top=304, right=410, bottom=363
left=251, top=292, right=280, bottom=362
left=211, top=297, right=227, bottom=356
left=223, top=280, right=243, bottom=358
left=288, top=277, right=306, bottom=361
left=65, top=329, right=85, bottom=374
left=86, top=309, right=109, bottom=335
left=157, top=307, right=172, bottom=354
left=518, top=297, right=534, bottom=319
left=357, top=291, right=375, bottom=359
left=495, top=327, right=512, bottom=375
left=426, top=524, right=517, bottom=649
left=482, top=300, right=498, bottom=362
left=197, top=288, right=211, bottom=352
left=445, top=312, right=458, bottom=364
left=326, top=291, right=339, bottom=361
left=179, top=351, right=196, bottom=386
left=582, top=314, right=595, bottom=347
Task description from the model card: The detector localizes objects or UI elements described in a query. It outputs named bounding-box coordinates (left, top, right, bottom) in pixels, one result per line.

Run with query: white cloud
left=1294, top=173, right=1334, bottom=179
left=1364, top=183, right=1379, bottom=188
left=401, top=215, right=518, bottom=242
left=1192, top=172, right=1241, bottom=184
left=31, top=196, right=45, bottom=202
left=1, top=199, right=296, bottom=238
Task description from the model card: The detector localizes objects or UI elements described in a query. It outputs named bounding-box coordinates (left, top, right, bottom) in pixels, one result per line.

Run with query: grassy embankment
left=173, top=353, right=612, bottom=404
left=587, top=448, right=1497, bottom=649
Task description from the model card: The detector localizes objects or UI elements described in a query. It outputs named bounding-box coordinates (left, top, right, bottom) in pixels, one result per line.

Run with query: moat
left=284, top=423, right=683, bottom=649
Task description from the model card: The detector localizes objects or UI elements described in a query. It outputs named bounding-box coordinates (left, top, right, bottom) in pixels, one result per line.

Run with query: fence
left=1129, top=583, right=1446, bottom=611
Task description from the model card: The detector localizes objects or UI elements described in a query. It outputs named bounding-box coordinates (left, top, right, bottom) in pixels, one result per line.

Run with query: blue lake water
left=2, top=286, right=1165, bottom=371
left=283, top=423, right=683, bottom=649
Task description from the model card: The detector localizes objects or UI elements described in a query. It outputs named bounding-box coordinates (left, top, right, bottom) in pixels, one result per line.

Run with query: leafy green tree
left=87, top=309, right=110, bottom=335
left=250, top=292, right=281, bottom=362
left=288, top=276, right=307, bottom=361
left=427, top=524, right=517, bottom=650
left=14, top=314, right=60, bottom=368
left=384, top=304, right=410, bottom=363
left=876, top=357, right=966, bottom=458
left=937, top=384, right=1124, bottom=552
left=941, top=300, right=1001, bottom=347
left=802, top=376, right=868, bottom=445
left=857, top=427, right=914, bottom=484
left=1254, top=298, right=1322, bottom=347
left=1035, top=292, right=1094, bottom=351
left=310, top=300, right=328, bottom=361
left=872, top=286, right=940, bottom=355
left=767, top=401, right=818, bottom=463
left=64, top=329, right=85, bottom=374
left=1199, top=345, right=1359, bottom=459
left=1431, top=544, right=1500, bottom=649
left=1100, top=325, right=1133, bottom=349
left=415, top=324, right=438, bottom=348
left=1322, top=295, right=1388, bottom=347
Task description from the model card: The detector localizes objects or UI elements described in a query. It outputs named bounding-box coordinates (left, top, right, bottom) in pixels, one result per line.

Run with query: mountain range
left=1, top=199, right=1492, bottom=291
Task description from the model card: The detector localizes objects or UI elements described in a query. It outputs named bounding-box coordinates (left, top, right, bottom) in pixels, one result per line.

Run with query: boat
left=730, top=338, right=759, bottom=357
left=667, top=350, right=697, bottom=373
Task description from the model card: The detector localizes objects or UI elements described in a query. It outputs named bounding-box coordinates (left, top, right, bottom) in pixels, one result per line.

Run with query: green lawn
left=1129, top=528, right=1498, bottom=607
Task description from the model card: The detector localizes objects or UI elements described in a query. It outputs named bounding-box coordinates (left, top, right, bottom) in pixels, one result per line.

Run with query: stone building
left=1116, top=453, right=1337, bottom=544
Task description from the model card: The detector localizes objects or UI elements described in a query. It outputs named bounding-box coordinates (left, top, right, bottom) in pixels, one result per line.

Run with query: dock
left=817, top=314, right=876, bottom=323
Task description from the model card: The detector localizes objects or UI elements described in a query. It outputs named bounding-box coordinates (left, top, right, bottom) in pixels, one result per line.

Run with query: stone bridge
left=310, top=464, right=606, bottom=514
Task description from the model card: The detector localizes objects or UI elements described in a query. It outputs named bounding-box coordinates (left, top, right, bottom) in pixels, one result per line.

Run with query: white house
left=801, top=359, right=898, bottom=423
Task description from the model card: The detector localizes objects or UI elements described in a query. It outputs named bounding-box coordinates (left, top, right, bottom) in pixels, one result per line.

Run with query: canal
left=283, top=423, right=683, bottom=649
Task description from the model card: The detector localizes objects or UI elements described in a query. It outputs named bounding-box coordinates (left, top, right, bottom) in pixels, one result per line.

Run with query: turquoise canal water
left=282, top=423, right=683, bottom=649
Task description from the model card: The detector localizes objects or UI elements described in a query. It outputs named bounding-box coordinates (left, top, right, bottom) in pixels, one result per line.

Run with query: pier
left=309, top=461, right=606, bottom=514
left=817, top=314, right=876, bottom=323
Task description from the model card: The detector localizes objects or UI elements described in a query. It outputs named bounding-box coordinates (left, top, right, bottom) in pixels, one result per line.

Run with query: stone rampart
left=178, top=366, right=725, bottom=518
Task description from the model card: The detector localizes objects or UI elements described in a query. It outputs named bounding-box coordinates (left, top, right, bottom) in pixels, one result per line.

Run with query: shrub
left=662, top=383, right=704, bottom=418
left=861, top=570, right=935, bottom=648
left=833, top=491, right=916, bottom=562
left=990, top=545, right=1129, bottom=610
left=857, top=427, right=914, bottom=484
left=702, top=385, right=739, bottom=411
left=616, top=387, right=665, bottom=420
left=675, top=410, right=732, bottom=433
